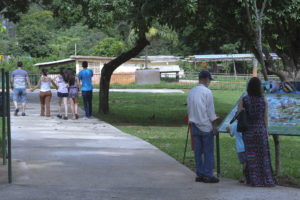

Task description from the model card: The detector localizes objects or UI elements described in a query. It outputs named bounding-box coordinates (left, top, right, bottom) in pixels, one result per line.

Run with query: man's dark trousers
left=82, top=90, right=93, bottom=117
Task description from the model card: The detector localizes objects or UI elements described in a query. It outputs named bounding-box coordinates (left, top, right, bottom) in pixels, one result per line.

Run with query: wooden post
left=273, top=135, right=281, bottom=175
left=216, top=134, right=220, bottom=177
left=145, top=46, right=148, bottom=69
left=233, top=61, right=237, bottom=80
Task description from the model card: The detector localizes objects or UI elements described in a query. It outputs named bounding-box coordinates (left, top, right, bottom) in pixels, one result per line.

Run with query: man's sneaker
left=203, top=176, right=219, bottom=183
left=195, top=176, right=205, bottom=182
left=83, top=116, right=89, bottom=120
left=14, top=108, right=19, bottom=116
left=63, top=116, right=68, bottom=120
left=56, top=114, right=62, bottom=119
left=21, top=112, right=26, bottom=116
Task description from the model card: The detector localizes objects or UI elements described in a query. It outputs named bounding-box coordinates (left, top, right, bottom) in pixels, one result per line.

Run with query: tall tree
left=203, top=0, right=300, bottom=81
left=51, top=0, right=196, bottom=113
left=17, top=10, right=54, bottom=57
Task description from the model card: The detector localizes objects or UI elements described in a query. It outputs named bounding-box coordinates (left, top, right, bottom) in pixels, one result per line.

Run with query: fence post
left=216, top=134, right=220, bottom=177
left=6, top=72, right=12, bottom=183
left=1, top=68, right=6, bottom=165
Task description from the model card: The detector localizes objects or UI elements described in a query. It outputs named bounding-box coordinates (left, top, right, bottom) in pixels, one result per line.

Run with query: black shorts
left=57, top=92, right=69, bottom=98
left=237, top=152, right=247, bottom=164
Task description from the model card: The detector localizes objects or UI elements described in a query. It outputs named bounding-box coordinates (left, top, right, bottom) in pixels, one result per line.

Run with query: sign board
left=218, top=81, right=300, bottom=136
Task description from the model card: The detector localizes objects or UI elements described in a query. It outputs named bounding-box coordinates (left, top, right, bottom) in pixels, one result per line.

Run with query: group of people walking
left=11, top=61, right=93, bottom=120
left=187, top=70, right=276, bottom=187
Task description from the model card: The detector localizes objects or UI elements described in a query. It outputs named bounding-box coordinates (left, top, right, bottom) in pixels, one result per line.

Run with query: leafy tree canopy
left=16, top=10, right=54, bottom=57
left=218, top=1, right=299, bottom=79
left=0, top=0, right=52, bottom=22
left=92, top=37, right=125, bottom=57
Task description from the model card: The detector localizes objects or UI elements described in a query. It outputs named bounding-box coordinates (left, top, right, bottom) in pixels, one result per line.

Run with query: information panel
left=218, top=81, right=300, bottom=136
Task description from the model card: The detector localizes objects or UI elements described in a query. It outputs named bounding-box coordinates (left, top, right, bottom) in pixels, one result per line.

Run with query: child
left=226, top=123, right=247, bottom=183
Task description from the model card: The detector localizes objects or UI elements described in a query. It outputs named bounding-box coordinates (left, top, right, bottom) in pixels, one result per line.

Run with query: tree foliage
left=0, top=22, right=5, bottom=34
left=188, top=0, right=300, bottom=80
left=16, top=10, right=54, bottom=57
left=92, top=37, right=125, bottom=57
left=0, top=0, right=51, bottom=22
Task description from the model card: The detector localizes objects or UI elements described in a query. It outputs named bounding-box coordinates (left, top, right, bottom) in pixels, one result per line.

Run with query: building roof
left=34, top=56, right=145, bottom=68
left=140, top=55, right=182, bottom=63
left=70, top=55, right=144, bottom=62
left=189, top=53, right=280, bottom=62
left=34, top=58, right=75, bottom=68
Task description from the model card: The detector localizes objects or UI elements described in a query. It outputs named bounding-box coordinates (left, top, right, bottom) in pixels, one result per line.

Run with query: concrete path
left=0, top=91, right=300, bottom=200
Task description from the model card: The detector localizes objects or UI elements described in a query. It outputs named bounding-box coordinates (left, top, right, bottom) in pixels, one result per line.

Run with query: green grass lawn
left=80, top=89, right=300, bottom=187
left=92, top=80, right=246, bottom=91
left=92, top=90, right=242, bottom=126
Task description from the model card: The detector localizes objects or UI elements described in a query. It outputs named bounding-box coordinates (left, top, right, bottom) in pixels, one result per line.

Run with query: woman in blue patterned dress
left=237, top=77, right=276, bottom=187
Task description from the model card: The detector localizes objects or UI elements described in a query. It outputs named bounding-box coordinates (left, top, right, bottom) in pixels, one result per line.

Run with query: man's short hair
left=17, top=61, right=23, bottom=67
left=82, top=61, right=88, bottom=68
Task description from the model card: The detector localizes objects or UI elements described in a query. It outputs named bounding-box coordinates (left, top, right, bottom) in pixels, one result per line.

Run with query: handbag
left=230, top=96, right=248, bottom=132
left=237, top=109, right=248, bottom=132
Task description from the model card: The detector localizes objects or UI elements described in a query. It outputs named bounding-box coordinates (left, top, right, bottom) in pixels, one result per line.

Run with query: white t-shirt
left=187, top=84, right=217, bottom=132
left=40, top=81, right=51, bottom=92
left=56, top=76, right=68, bottom=93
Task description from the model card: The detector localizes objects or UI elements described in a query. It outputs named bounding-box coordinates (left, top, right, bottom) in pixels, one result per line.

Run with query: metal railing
left=1, top=68, right=12, bottom=183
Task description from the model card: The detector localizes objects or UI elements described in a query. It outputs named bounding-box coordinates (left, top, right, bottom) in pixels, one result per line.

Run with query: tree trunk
left=99, top=36, right=150, bottom=114
left=263, top=48, right=300, bottom=81
left=99, top=70, right=112, bottom=114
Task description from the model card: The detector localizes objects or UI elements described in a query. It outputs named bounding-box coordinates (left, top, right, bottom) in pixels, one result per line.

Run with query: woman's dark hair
left=60, top=67, right=68, bottom=82
left=66, top=68, right=75, bottom=86
left=42, top=68, right=48, bottom=76
left=247, top=77, right=262, bottom=97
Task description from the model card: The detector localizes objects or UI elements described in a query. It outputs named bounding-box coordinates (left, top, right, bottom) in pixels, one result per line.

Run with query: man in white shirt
left=187, top=70, right=219, bottom=183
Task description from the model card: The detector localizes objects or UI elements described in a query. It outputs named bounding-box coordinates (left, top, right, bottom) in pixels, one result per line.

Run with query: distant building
left=140, top=56, right=184, bottom=80
left=188, top=53, right=281, bottom=76
left=35, top=55, right=145, bottom=85
left=34, top=55, right=185, bottom=84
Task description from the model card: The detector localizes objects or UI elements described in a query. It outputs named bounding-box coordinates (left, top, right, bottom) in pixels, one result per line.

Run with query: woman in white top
left=55, top=68, right=69, bottom=120
left=32, top=69, right=57, bottom=117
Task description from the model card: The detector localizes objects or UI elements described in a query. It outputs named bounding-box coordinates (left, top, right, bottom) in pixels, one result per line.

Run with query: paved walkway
left=0, top=91, right=300, bottom=200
